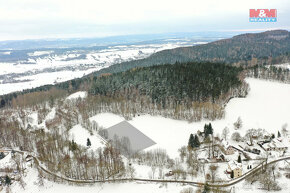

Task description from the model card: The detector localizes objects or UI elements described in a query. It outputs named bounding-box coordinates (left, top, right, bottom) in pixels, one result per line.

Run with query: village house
left=222, top=141, right=236, bottom=155
left=244, top=147, right=261, bottom=155
left=262, top=139, right=288, bottom=152
left=227, top=160, right=242, bottom=178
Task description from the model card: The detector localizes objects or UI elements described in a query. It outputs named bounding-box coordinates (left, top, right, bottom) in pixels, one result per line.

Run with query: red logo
left=249, top=9, right=276, bottom=18
left=249, top=9, right=277, bottom=22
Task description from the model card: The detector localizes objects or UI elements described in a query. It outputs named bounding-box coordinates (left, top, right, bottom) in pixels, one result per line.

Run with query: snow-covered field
left=91, top=78, right=290, bottom=158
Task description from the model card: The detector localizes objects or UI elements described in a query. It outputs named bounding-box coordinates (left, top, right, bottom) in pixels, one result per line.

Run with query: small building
left=244, top=147, right=261, bottom=155
left=227, top=160, right=242, bottom=178
left=262, top=139, right=288, bottom=152
left=226, top=146, right=236, bottom=155
left=222, top=141, right=235, bottom=155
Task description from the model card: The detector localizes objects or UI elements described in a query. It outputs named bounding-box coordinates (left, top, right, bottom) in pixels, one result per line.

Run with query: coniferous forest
left=91, top=62, right=243, bottom=104
left=87, top=62, right=249, bottom=121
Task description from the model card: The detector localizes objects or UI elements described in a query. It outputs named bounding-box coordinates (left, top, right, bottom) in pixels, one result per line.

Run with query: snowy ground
left=274, top=63, right=290, bottom=70
left=69, top=124, right=106, bottom=151
left=8, top=166, right=290, bottom=193
left=5, top=78, right=290, bottom=192
left=90, top=78, right=290, bottom=158
left=10, top=167, right=198, bottom=193
left=66, top=91, right=87, bottom=100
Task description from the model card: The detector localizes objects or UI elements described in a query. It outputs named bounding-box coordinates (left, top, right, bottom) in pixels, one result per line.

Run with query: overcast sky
left=0, top=0, right=289, bottom=40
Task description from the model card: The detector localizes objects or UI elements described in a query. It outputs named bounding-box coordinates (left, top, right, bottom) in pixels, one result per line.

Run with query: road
left=4, top=148, right=290, bottom=188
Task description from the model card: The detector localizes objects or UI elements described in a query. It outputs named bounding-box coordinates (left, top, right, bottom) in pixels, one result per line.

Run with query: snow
left=45, top=107, right=56, bottom=121
left=28, top=112, right=38, bottom=127
left=9, top=165, right=290, bottom=193
left=5, top=78, right=290, bottom=193
left=89, top=113, right=125, bottom=128
left=11, top=166, right=198, bottom=193
left=66, top=91, right=87, bottom=100
left=0, top=51, right=11, bottom=55
left=0, top=70, right=97, bottom=95
left=274, top=63, right=290, bottom=70
left=90, top=78, right=290, bottom=159
left=27, top=51, right=54, bottom=56
left=69, top=124, right=105, bottom=150
left=0, top=152, right=14, bottom=169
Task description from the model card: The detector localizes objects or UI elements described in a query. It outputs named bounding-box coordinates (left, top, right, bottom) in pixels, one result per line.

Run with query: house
left=226, top=146, right=236, bottom=155
left=222, top=141, right=235, bottom=155
left=244, top=147, right=261, bottom=155
left=262, top=139, right=288, bottom=152
left=227, top=160, right=242, bottom=178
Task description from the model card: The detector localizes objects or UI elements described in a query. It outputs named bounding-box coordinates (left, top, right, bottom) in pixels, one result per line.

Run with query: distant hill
left=0, top=30, right=288, bottom=109
left=88, top=30, right=290, bottom=78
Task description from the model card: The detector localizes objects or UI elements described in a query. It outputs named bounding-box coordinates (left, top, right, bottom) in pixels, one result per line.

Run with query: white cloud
left=0, top=0, right=289, bottom=40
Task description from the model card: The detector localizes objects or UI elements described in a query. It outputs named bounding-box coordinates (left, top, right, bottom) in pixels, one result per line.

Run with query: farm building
left=227, top=160, right=242, bottom=178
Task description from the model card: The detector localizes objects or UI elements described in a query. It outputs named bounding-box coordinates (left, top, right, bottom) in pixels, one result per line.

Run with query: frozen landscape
left=1, top=77, right=290, bottom=193
left=1, top=0, right=290, bottom=192
left=89, top=78, right=290, bottom=157
left=0, top=37, right=213, bottom=95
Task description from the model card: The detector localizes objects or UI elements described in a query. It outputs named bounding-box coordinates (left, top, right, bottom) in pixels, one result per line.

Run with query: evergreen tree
left=188, top=134, right=195, bottom=149
left=194, top=135, right=200, bottom=147
left=87, top=138, right=91, bottom=147
left=238, top=154, right=242, bottom=163
left=230, top=170, right=234, bottom=179
left=203, top=182, right=210, bottom=193
left=5, top=175, right=11, bottom=185
left=204, top=123, right=213, bottom=138
left=0, top=152, right=5, bottom=159
left=271, top=134, right=275, bottom=139
left=208, top=123, right=213, bottom=135
left=204, top=124, right=209, bottom=137
left=70, top=140, right=77, bottom=151
left=278, top=131, right=281, bottom=138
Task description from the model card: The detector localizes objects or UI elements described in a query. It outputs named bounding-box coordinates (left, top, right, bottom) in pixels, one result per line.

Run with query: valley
left=0, top=36, right=213, bottom=95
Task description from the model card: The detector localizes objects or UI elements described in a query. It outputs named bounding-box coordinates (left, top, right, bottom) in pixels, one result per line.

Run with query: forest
left=86, top=62, right=249, bottom=121
left=91, top=62, right=243, bottom=104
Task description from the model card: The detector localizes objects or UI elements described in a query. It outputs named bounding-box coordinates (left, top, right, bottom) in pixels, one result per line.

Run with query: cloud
left=0, top=0, right=289, bottom=40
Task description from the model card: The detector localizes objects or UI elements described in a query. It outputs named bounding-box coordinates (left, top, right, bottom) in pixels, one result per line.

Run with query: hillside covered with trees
left=87, top=62, right=249, bottom=121
left=84, top=30, right=290, bottom=78
left=1, top=30, right=288, bottom=110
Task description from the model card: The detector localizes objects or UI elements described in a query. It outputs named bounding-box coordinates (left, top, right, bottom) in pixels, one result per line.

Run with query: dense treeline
left=84, top=62, right=249, bottom=121
left=247, top=65, right=290, bottom=83
left=91, top=62, right=243, bottom=104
